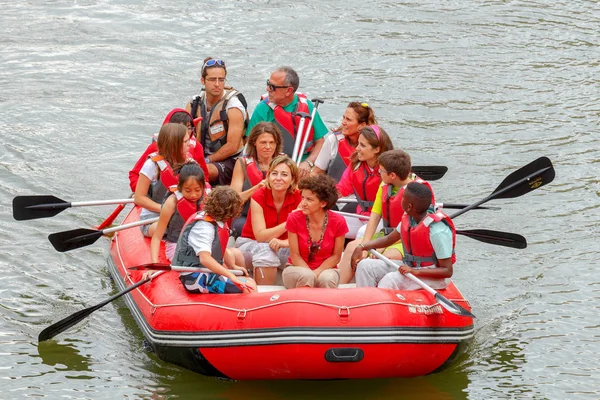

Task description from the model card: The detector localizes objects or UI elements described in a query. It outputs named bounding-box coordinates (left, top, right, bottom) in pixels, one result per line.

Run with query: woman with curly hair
left=172, top=186, right=256, bottom=294
left=283, top=175, right=349, bottom=289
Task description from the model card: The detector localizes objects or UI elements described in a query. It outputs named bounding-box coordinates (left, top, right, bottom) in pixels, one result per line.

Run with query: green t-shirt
left=246, top=95, right=328, bottom=141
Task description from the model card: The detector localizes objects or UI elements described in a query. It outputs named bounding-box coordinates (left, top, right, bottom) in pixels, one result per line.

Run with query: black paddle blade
left=434, top=293, right=476, bottom=318
left=39, top=277, right=150, bottom=342
left=13, top=195, right=70, bottom=221
left=48, top=228, right=103, bottom=252
left=128, top=262, right=171, bottom=271
left=457, top=229, right=527, bottom=249
left=411, top=166, right=448, bottom=181
left=492, top=156, right=555, bottom=199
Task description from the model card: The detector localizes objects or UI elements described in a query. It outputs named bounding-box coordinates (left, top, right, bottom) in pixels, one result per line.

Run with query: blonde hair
left=265, top=155, right=299, bottom=193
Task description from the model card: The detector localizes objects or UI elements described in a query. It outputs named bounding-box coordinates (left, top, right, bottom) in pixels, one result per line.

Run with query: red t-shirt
left=286, top=210, right=349, bottom=270
left=241, top=187, right=302, bottom=241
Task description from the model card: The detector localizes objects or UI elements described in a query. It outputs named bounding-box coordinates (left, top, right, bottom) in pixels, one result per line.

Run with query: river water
left=1, top=0, right=599, bottom=399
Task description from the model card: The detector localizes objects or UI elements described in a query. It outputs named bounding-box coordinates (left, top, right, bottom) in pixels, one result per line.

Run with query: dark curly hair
left=298, top=175, right=339, bottom=210
left=204, top=186, right=243, bottom=221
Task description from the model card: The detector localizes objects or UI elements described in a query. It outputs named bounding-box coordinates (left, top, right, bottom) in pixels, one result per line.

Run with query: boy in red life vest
left=340, top=149, right=436, bottom=283
left=173, top=187, right=256, bottom=294
left=353, top=182, right=456, bottom=290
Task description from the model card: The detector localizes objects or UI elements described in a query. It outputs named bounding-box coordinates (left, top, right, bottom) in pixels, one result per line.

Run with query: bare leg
left=254, top=266, right=278, bottom=286
left=338, top=239, right=362, bottom=284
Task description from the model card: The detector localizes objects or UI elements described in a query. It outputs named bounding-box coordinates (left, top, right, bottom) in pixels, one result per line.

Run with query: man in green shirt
left=246, top=66, right=327, bottom=178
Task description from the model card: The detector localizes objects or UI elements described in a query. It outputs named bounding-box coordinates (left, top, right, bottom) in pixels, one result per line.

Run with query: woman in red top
left=283, top=175, right=349, bottom=289
left=336, top=125, right=393, bottom=238
left=235, top=155, right=301, bottom=285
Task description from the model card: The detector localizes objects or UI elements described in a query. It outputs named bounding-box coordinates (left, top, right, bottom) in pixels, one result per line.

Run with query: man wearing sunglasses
left=246, top=66, right=327, bottom=178
left=186, top=58, right=249, bottom=186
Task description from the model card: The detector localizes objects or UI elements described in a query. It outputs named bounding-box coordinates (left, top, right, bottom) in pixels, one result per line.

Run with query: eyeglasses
left=202, top=59, right=226, bottom=73
left=267, top=80, right=291, bottom=91
left=205, top=77, right=226, bottom=83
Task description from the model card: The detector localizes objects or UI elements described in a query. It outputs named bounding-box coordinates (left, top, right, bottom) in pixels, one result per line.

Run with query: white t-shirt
left=314, top=132, right=339, bottom=171
left=188, top=217, right=226, bottom=255
left=139, top=158, right=159, bottom=218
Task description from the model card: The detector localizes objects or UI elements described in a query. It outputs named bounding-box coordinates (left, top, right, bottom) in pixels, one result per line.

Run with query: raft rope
left=114, top=231, right=469, bottom=317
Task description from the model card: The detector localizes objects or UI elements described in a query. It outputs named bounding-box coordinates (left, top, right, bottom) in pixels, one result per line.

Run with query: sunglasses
left=202, top=59, right=226, bottom=73
left=267, top=80, right=291, bottom=91
left=308, top=242, right=320, bottom=262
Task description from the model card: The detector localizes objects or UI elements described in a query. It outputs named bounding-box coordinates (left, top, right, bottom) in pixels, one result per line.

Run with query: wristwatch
left=205, top=157, right=211, bottom=164
left=306, top=160, right=315, bottom=169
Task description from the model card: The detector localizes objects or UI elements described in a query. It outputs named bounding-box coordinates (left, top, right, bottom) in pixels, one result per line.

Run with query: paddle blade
left=411, top=166, right=448, bottom=181
left=492, top=157, right=555, bottom=199
left=128, top=263, right=171, bottom=271
left=434, top=293, right=476, bottom=318
left=39, top=276, right=152, bottom=342
left=457, top=229, right=527, bottom=249
left=48, top=228, right=103, bottom=252
left=38, top=302, right=104, bottom=342
left=13, top=195, right=70, bottom=221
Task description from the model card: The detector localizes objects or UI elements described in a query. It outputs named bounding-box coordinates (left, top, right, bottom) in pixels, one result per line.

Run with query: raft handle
left=325, top=348, right=364, bottom=363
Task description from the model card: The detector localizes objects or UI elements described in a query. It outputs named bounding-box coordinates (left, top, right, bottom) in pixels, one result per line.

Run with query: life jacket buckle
left=237, top=309, right=247, bottom=320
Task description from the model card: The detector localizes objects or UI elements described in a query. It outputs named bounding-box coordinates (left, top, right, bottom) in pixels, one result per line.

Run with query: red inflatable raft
left=108, top=206, right=474, bottom=380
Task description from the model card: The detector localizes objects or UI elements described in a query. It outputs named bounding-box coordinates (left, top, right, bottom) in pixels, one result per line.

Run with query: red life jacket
left=243, top=157, right=266, bottom=187
left=381, top=176, right=436, bottom=230
left=400, top=210, right=457, bottom=268
left=163, top=191, right=204, bottom=243
left=241, top=187, right=302, bottom=240
left=128, top=108, right=208, bottom=192
left=149, top=152, right=179, bottom=193
left=351, top=162, right=381, bottom=214
left=327, top=132, right=356, bottom=181
left=262, top=92, right=315, bottom=158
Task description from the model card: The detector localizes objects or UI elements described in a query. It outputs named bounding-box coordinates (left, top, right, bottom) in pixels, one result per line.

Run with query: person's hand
left=269, top=238, right=284, bottom=252
left=298, top=161, right=311, bottom=178
left=142, top=270, right=156, bottom=281
left=232, top=276, right=255, bottom=293
left=350, top=246, right=366, bottom=271
left=399, top=265, right=413, bottom=275
left=232, top=265, right=249, bottom=276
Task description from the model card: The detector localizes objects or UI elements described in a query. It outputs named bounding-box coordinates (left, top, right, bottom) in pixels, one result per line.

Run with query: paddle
left=292, top=112, right=311, bottom=163
left=333, top=211, right=523, bottom=249
left=369, top=250, right=475, bottom=318
left=38, top=270, right=165, bottom=342
left=13, top=195, right=134, bottom=221
left=337, top=199, right=498, bottom=211
left=297, top=98, right=324, bottom=163
left=95, top=193, right=134, bottom=230
left=48, top=217, right=159, bottom=252
left=411, top=166, right=448, bottom=181
left=128, top=262, right=244, bottom=275
left=450, top=156, right=555, bottom=219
